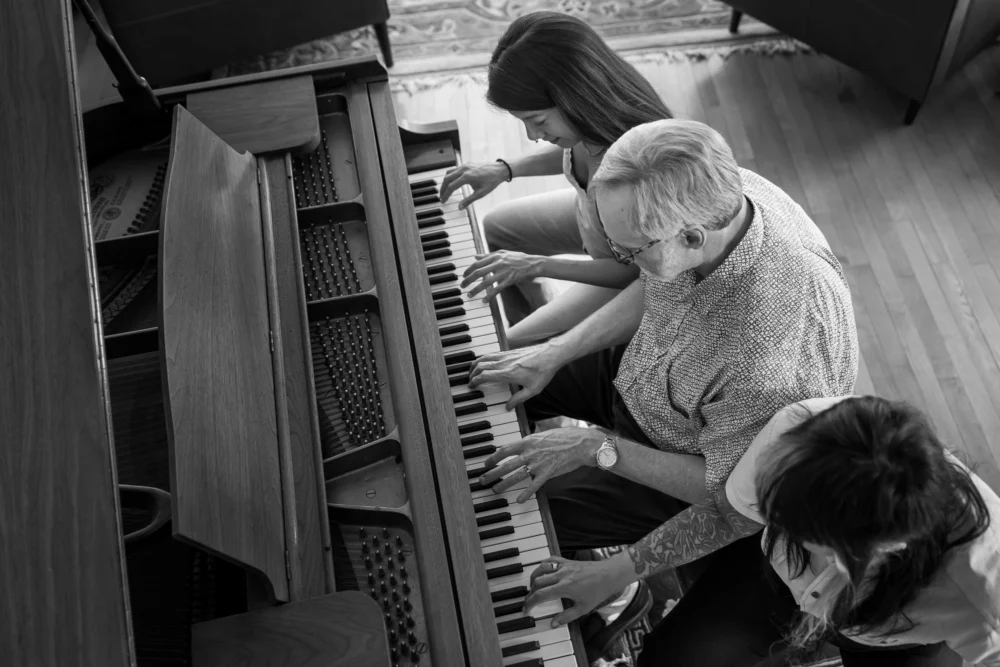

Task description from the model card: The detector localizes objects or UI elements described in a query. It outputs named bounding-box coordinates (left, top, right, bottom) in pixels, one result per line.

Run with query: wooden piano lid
left=160, top=105, right=288, bottom=602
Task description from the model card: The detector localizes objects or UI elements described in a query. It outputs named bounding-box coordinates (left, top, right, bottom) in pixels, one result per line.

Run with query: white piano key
left=476, top=498, right=539, bottom=518
left=485, top=543, right=547, bottom=570
left=499, top=626, right=572, bottom=650
left=484, top=534, right=549, bottom=557
left=481, top=518, right=545, bottom=549
left=541, top=655, right=579, bottom=667
left=502, top=640, right=575, bottom=666
left=457, top=403, right=517, bottom=425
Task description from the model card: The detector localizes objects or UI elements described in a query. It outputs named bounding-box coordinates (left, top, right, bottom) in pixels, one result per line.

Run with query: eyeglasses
left=605, top=237, right=660, bottom=265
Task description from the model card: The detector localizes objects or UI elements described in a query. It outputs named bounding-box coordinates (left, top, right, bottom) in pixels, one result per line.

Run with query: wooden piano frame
left=1, top=1, right=584, bottom=665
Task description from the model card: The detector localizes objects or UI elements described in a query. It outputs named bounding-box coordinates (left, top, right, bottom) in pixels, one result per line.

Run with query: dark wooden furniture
left=90, top=0, right=393, bottom=86
left=4, top=1, right=584, bottom=664
left=727, top=0, right=1000, bottom=123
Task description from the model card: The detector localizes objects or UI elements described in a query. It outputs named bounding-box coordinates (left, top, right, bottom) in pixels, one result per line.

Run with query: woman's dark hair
left=487, top=11, right=672, bottom=147
left=756, top=396, right=990, bottom=649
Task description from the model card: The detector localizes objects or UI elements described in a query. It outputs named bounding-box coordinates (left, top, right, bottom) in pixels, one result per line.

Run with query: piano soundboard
left=87, top=57, right=586, bottom=667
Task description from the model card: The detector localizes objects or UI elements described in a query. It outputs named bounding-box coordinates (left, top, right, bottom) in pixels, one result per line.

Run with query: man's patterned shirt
left=613, top=169, right=859, bottom=492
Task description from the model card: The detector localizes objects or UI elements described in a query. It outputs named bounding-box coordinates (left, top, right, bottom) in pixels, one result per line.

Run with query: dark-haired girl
left=634, top=396, right=1000, bottom=666
left=439, top=11, right=672, bottom=347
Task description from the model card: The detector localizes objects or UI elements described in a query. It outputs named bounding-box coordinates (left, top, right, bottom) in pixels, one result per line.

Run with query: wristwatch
left=596, top=433, right=619, bottom=470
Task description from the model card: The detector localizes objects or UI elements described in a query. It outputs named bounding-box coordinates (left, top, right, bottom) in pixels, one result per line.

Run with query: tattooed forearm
left=627, top=485, right=764, bottom=579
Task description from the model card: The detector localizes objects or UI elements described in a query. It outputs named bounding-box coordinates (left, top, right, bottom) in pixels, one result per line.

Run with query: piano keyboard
left=407, top=169, right=577, bottom=667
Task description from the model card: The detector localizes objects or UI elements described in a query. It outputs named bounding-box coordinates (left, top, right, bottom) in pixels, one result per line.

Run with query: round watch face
left=597, top=446, right=617, bottom=468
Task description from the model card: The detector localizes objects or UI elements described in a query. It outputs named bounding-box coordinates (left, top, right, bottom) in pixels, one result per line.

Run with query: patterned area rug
left=218, top=0, right=787, bottom=78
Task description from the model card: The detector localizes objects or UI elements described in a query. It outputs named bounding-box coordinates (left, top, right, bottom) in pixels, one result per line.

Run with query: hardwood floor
left=393, top=45, right=1000, bottom=492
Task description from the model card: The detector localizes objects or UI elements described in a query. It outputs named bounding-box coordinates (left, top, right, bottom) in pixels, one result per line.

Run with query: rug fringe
left=389, top=36, right=811, bottom=96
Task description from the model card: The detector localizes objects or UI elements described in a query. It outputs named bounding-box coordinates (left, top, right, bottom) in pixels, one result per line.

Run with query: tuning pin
left=396, top=604, right=404, bottom=618
left=398, top=620, right=406, bottom=634
left=375, top=552, right=383, bottom=563
left=381, top=582, right=388, bottom=594
left=406, top=617, right=415, bottom=629
left=400, top=644, right=410, bottom=657
left=369, top=588, right=377, bottom=599
left=383, top=598, right=390, bottom=611
left=378, top=566, right=385, bottom=579
left=400, top=567, right=408, bottom=579
left=411, top=651, right=421, bottom=663
left=395, top=535, right=404, bottom=547
left=392, top=590, right=400, bottom=602
left=390, top=575, right=398, bottom=587
left=362, top=543, right=370, bottom=554
left=384, top=543, right=392, bottom=555
left=397, top=552, right=406, bottom=564
left=364, top=557, right=373, bottom=570
left=389, top=630, right=398, bottom=644
left=383, top=527, right=390, bottom=538
left=385, top=612, right=392, bottom=625
left=403, top=598, right=412, bottom=612
left=373, top=536, right=380, bottom=546
left=408, top=632, right=417, bottom=645
left=403, top=583, right=411, bottom=595
left=390, top=648, right=399, bottom=661
left=359, top=527, right=367, bottom=539
left=387, top=559, right=395, bottom=571
left=368, top=572, right=375, bottom=586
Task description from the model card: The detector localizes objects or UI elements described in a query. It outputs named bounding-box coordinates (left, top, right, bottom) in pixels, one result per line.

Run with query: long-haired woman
left=636, top=396, right=1000, bottom=666
left=439, top=11, right=672, bottom=347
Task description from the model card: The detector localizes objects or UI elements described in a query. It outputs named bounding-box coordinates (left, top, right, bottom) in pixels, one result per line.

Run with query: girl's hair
left=756, top=396, right=990, bottom=651
left=486, top=11, right=672, bottom=147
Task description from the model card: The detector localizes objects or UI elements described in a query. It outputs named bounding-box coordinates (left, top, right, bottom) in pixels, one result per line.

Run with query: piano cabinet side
left=367, top=82, right=506, bottom=667
left=344, top=81, right=471, bottom=667
left=0, top=0, right=134, bottom=664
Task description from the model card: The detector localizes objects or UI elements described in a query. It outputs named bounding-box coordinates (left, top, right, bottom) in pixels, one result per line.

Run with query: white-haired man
left=468, top=118, right=859, bottom=653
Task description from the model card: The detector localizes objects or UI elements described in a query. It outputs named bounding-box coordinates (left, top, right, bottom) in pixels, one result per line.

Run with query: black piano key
left=452, top=390, right=484, bottom=403
left=498, top=617, right=536, bottom=635
left=438, top=323, right=469, bottom=337
left=410, top=179, right=437, bottom=190
left=455, top=402, right=486, bottom=417
left=483, top=547, right=518, bottom=565
left=418, top=216, right=446, bottom=230
left=458, top=419, right=491, bottom=435
left=486, top=563, right=524, bottom=579
left=479, top=525, right=515, bottom=541
left=470, top=478, right=498, bottom=493
left=507, top=659, right=545, bottom=667
left=441, top=334, right=472, bottom=348
left=421, top=230, right=449, bottom=242
left=464, top=444, right=496, bottom=460
left=491, top=585, right=528, bottom=603
left=430, top=271, right=457, bottom=286
left=449, top=373, right=469, bottom=387
left=424, top=248, right=452, bottom=261
left=467, top=465, right=487, bottom=479
left=432, top=287, right=462, bottom=300
left=445, top=350, right=477, bottom=365
left=427, top=262, right=455, bottom=276
left=422, top=238, right=450, bottom=252
left=416, top=207, right=443, bottom=220
left=413, top=193, right=441, bottom=206
left=435, top=306, right=464, bottom=320
left=411, top=186, right=438, bottom=198
left=477, top=511, right=511, bottom=527
left=446, top=361, right=473, bottom=375
left=502, top=641, right=540, bottom=658
left=434, top=296, right=464, bottom=310
left=493, top=599, right=525, bottom=616
left=474, top=498, right=508, bottom=515
left=461, top=432, right=494, bottom=447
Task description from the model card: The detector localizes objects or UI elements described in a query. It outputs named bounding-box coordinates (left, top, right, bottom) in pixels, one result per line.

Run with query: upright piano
left=0, top=3, right=585, bottom=665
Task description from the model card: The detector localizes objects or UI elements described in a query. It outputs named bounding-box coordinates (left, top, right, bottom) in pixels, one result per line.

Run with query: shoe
left=583, top=580, right=654, bottom=662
